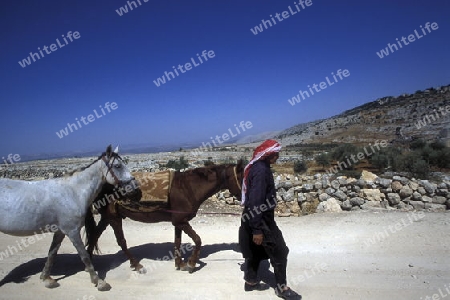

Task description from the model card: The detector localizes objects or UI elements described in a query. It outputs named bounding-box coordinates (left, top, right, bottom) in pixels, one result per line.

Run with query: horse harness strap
left=102, top=155, right=120, bottom=185
left=233, top=166, right=242, bottom=191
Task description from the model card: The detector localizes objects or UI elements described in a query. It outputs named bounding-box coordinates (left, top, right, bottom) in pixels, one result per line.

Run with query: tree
left=430, top=148, right=450, bottom=170
left=410, top=139, right=426, bottom=150
left=293, top=160, right=307, bottom=174
left=330, top=144, right=360, bottom=170
left=315, top=153, right=330, bottom=169
left=331, top=144, right=359, bottom=162
left=411, top=159, right=430, bottom=179
left=370, top=152, right=389, bottom=171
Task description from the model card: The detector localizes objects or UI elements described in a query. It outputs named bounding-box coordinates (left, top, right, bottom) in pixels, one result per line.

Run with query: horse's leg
left=40, top=230, right=65, bottom=288
left=66, top=229, right=111, bottom=291
left=174, top=227, right=187, bottom=270
left=86, top=215, right=109, bottom=257
left=179, top=222, right=201, bottom=273
left=109, top=215, right=145, bottom=273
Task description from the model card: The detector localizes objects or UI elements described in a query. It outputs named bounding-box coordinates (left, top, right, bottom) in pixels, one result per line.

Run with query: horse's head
left=100, top=145, right=135, bottom=187
left=94, top=145, right=142, bottom=203
left=222, top=159, right=244, bottom=201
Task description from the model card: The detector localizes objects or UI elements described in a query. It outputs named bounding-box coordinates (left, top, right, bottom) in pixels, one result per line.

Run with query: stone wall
left=215, top=170, right=450, bottom=216
left=273, top=170, right=450, bottom=216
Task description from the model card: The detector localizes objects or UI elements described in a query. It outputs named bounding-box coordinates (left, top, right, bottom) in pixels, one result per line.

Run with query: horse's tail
left=84, top=206, right=100, bottom=254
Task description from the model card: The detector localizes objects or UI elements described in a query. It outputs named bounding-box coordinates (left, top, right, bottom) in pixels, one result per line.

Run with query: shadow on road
left=0, top=241, right=241, bottom=287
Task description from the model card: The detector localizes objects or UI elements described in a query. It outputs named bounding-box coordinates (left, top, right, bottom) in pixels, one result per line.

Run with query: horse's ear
left=237, top=159, right=245, bottom=172
left=196, top=168, right=215, bottom=181
left=113, top=145, right=119, bottom=154
left=106, top=145, right=113, bottom=157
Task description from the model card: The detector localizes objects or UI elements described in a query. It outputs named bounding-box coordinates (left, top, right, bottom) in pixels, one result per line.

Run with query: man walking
left=239, top=139, right=301, bottom=299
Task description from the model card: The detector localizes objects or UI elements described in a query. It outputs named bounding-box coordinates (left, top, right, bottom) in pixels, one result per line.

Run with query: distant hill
left=18, top=85, right=450, bottom=162
left=273, top=84, right=450, bottom=148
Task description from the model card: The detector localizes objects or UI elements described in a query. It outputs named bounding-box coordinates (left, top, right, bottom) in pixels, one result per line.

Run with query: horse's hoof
left=187, top=265, right=195, bottom=274
left=43, top=278, right=60, bottom=289
left=179, top=265, right=189, bottom=271
left=176, top=262, right=187, bottom=271
left=137, top=266, right=147, bottom=274
left=97, top=280, right=111, bottom=291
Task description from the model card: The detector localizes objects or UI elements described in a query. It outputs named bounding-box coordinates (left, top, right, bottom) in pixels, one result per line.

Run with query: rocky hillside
left=276, top=85, right=450, bottom=147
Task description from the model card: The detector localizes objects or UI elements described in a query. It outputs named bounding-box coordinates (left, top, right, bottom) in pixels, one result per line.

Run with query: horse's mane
left=64, top=152, right=123, bottom=177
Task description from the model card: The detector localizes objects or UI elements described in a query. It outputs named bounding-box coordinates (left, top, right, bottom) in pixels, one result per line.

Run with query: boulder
left=397, top=202, right=414, bottom=211
left=301, top=199, right=319, bottom=215
left=319, top=193, right=330, bottom=202
left=297, top=193, right=307, bottom=203
left=283, top=188, right=296, bottom=202
left=417, top=187, right=427, bottom=195
left=338, top=176, right=348, bottom=185
left=316, top=198, right=342, bottom=213
left=286, top=200, right=301, bottom=214
left=361, top=189, right=384, bottom=202
left=437, top=189, right=449, bottom=197
left=408, top=181, right=419, bottom=191
left=321, top=177, right=331, bottom=189
left=419, top=180, right=437, bottom=195
left=284, top=180, right=293, bottom=189
left=399, top=187, right=413, bottom=199
left=361, top=201, right=383, bottom=210
left=376, top=178, right=392, bottom=189
left=334, top=190, right=347, bottom=201
left=305, top=192, right=318, bottom=202
left=412, top=192, right=422, bottom=201
left=350, top=197, right=365, bottom=206
left=331, top=180, right=340, bottom=190
left=314, top=181, right=322, bottom=190
left=425, top=203, right=446, bottom=212
left=341, top=200, right=353, bottom=211
left=325, top=187, right=335, bottom=195
left=421, top=196, right=433, bottom=203
left=432, top=196, right=447, bottom=205
left=409, top=201, right=425, bottom=210
left=393, top=175, right=410, bottom=185
left=302, top=184, right=314, bottom=192
left=356, top=179, right=366, bottom=188
left=387, top=193, right=401, bottom=206
left=391, top=181, right=403, bottom=192
left=361, top=170, right=378, bottom=182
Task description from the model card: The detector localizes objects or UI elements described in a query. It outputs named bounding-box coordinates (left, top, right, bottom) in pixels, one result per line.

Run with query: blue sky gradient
left=0, top=0, right=449, bottom=157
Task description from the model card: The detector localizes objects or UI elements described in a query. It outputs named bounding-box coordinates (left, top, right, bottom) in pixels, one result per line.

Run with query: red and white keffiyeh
left=241, top=139, right=281, bottom=205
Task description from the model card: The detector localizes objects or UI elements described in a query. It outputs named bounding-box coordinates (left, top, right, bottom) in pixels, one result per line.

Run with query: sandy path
left=1, top=211, right=449, bottom=300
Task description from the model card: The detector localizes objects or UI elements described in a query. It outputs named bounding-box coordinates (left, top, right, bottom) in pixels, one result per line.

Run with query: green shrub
left=411, top=159, right=430, bottom=179
left=293, top=160, right=307, bottom=173
left=315, top=153, right=330, bottom=169
left=165, top=156, right=189, bottom=171
left=370, top=152, right=389, bottom=171
left=331, top=144, right=360, bottom=168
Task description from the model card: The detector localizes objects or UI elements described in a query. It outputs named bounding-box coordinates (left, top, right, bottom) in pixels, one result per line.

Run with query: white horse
left=0, top=145, right=135, bottom=291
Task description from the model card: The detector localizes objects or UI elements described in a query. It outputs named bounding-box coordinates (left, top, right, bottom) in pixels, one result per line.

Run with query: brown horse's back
left=116, top=205, right=173, bottom=223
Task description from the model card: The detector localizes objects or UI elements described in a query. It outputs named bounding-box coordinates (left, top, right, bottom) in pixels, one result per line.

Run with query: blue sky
left=0, top=0, right=449, bottom=157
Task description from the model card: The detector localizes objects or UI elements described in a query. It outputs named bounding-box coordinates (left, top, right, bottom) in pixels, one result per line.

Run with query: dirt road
left=1, top=211, right=449, bottom=300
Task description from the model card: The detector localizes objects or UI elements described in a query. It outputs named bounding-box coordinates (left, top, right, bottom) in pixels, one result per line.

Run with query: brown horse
left=85, top=161, right=244, bottom=274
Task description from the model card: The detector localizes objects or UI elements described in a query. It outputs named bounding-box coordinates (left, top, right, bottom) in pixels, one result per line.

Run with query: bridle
left=233, top=166, right=242, bottom=191
left=101, top=153, right=123, bottom=186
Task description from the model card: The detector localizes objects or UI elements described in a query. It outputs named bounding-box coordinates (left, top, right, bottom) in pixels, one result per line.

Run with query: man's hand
left=253, top=234, right=263, bottom=245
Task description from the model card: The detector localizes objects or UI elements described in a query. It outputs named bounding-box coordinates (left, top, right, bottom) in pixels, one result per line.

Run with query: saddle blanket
left=132, top=170, right=174, bottom=203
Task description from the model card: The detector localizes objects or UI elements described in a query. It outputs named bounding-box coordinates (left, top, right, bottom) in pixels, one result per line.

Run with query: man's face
left=268, top=152, right=279, bottom=164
